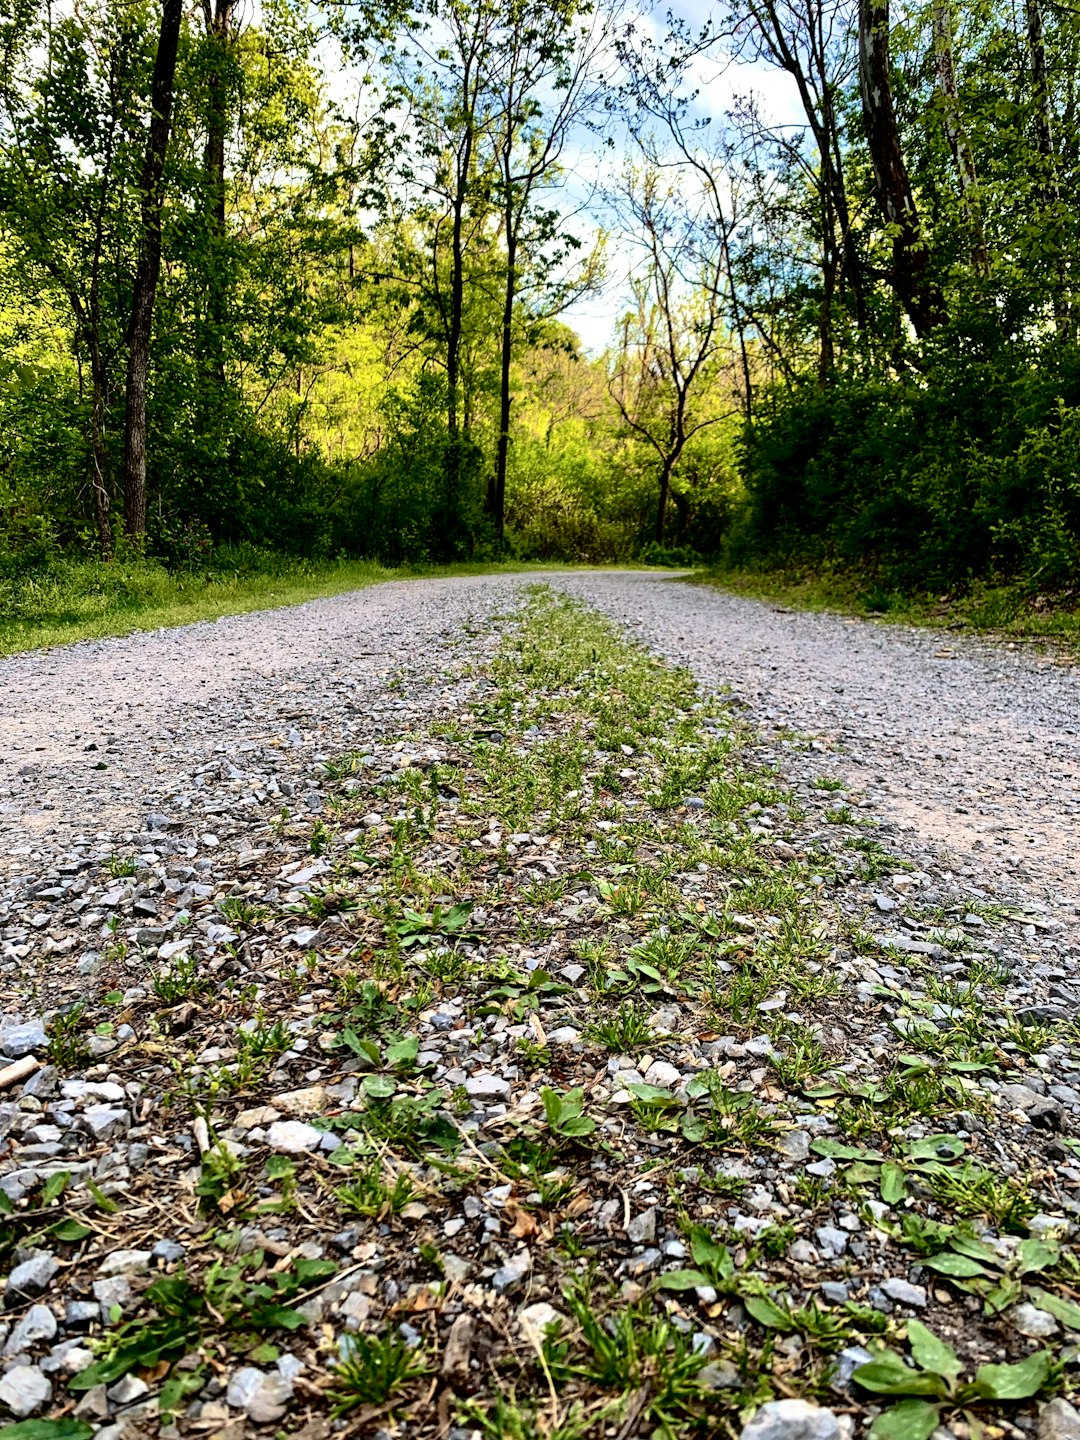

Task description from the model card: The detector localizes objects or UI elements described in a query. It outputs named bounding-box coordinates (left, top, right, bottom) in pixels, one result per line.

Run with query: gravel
left=555, top=573, right=1080, bottom=930
left=3, top=571, right=1080, bottom=1435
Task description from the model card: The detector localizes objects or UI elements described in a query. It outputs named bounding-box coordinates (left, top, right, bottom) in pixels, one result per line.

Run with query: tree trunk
left=655, top=456, right=675, bottom=545
left=1024, top=0, right=1068, bottom=331
left=932, top=0, right=989, bottom=277
left=492, top=225, right=516, bottom=545
left=88, top=342, right=112, bottom=559
left=202, top=0, right=233, bottom=380
left=123, top=0, right=183, bottom=543
left=857, top=0, right=945, bottom=336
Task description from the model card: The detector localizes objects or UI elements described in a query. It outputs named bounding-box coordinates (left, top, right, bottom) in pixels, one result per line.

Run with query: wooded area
left=1, top=0, right=1078, bottom=596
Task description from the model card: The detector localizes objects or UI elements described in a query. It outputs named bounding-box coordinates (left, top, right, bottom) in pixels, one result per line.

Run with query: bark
left=932, top=0, right=989, bottom=276
left=1024, top=0, right=1068, bottom=331
left=655, top=454, right=675, bottom=545
left=201, top=0, right=234, bottom=378
left=491, top=222, right=515, bottom=543
left=123, top=0, right=183, bottom=541
left=857, top=0, right=945, bottom=335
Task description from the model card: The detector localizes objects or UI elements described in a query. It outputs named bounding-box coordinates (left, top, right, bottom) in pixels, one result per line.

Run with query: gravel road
left=4, top=568, right=1078, bottom=928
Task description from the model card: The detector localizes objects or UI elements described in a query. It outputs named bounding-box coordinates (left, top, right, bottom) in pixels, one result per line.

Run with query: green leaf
left=904, top=1134, right=966, bottom=1162
left=1027, top=1287, right=1080, bottom=1332
left=948, top=1234, right=1001, bottom=1265
left=922, top=1252, right=990, bottom=1278
left=85, top=1178, right=118, bottom=1214
left=868, top=1400, right=942, bottom=1440
left=811, top=1138, right=883, bottom=1161
left=853, top=1353, right=949, bottom=1397
left=50, top=1219, right=92, bottom=1243
left=41, top=1171, right=70, bottom=1205
left=680, top=1113, right=708, bottom=1143
left=255, top=1305, right=305, bottom=1330
left=906, top=1321, right=961, bottom=1381
left=689, top=1226, right=731, bottom=1278
left=0, top=1189, right=13, bottom=1216
left=362, top=1074, right=396, bottom=1099
left=626, top=1082, right=681, bottom=1108
left=971, top=1350, right=1052, bottom=1400
left=294, top=1257, right=336, bottom=1284
left=1017, top=1238, right=1059, bottom=1275
left=555, top=1113, right=596, bottom=1137
left=656, top=1268, right=712, bottom=1291
left=158, top=1367, right=205, bottom=1421
left=880, top=1162, right=908, bottom=1205
left=385, top=1034, right=419, bottom=1069
left=0, top=1423, right=95, bottom=1440
left=744, top=1295, right=794, bottom=1332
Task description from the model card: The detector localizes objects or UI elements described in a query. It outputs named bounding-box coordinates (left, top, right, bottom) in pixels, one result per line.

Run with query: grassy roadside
left=0, top=555, right=595, bottom=658
left=698, top=563, right=1080, bottom=649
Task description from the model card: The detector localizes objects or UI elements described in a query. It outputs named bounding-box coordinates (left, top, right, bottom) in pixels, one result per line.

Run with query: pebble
left=741, top=1399, right=840, bottom=1440
left=1013, top=1302, right=1059, bottom=1337
left=4, top=1303, right=57, bottom=1355
left=491, top=1250, right=532, bottom=1294
left=267, top=1119, right=323, bottom=1153
left=880, top=1277, right=927, bottom=1308
left=226, top=1366, right=293, bottom=1423
left=1040, top=1399, right=1080, bottom=1440
left=5, top=1253, right=58, bottom=1303
left=0, top=1364, right=53, bottom=1417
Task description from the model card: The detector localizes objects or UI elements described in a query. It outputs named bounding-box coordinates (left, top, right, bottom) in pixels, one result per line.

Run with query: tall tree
left=609, top=161, right=734, bottom=544
left=123, top=0, right=184, bottom=541
left=485, top=0, right=612, bottom=542
left=857, top=0, right=944, bottom=335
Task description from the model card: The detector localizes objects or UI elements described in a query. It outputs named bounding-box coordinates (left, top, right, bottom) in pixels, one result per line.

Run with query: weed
left=585, top=1002, right=653, bottom=1052
left=152, top=951, right=208, bottom=1003
left=330, top=1330, right=429, bottom=1413
left=336, top=1157, right=417, bottom=1217
left=106, top=854, right=137, bottom=878
left=47, top=1004, right=89, bottom=1067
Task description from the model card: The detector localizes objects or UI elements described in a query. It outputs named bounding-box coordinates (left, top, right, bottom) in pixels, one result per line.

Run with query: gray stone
left=880, top=1277, right=927, bottom=1308
left=814, top=1226, right=848, bottom=1258
left=0, top=1019, right=47, bottom=1058
left=98, top=1248, right=152, bottom=1277
left=491, top=1250, right=531, bottom=1295
left=5, top=1253, right=58, bottom=1303
left=465, top=1073, right=510, bottom=1101
left=776, top=1130, right=811, bottom=1163
left=65, top=1301, right=100, bottom=1329
left=1039, top=1399, right=1080, bottom=1440
left=266, top=1120, right=323, bottom=1153
left=4, top=1303, right=57, bottom=1355
left=226, top=1366, right=293, bottom=1423
left=627, top=1207, right=657, bottom=1244
left=1001, top=1084, right=1065, bottom=1131
left=741, top=1399, right=840, bottom=1440
left=78, top=1105, right=130, bottom=1140
left=152, top=1239, right=185, bottom=1262
left=0, top=1364, right=52, bottom=1417
left=1013, top=1302, right=1059, bottom=1338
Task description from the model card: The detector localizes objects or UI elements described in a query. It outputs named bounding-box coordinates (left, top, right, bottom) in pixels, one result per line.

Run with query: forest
left=1, top=0, right=1078, bottom=604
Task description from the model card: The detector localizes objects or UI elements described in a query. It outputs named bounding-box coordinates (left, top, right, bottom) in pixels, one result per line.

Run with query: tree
left=123, top=0, right=184, bottom=542
left=857, top=0, right=944, bottom=335
left=609, top=161, right=735, bottom=545
left=484, top=0, right=612, bottom=542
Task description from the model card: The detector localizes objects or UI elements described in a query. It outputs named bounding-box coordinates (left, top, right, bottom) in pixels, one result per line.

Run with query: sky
left=562, top=0, right=803, bottom=354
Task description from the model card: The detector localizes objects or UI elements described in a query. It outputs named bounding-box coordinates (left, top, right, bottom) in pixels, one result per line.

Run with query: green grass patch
left=699, top=562, right=1080, bottom=647
left=0, top=554, right=626, bottom=657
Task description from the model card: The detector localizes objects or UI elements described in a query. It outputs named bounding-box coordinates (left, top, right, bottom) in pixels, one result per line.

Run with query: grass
left=700, top=561, right=1080, bottom=647
left=0, top=553, right=640, bottom=657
